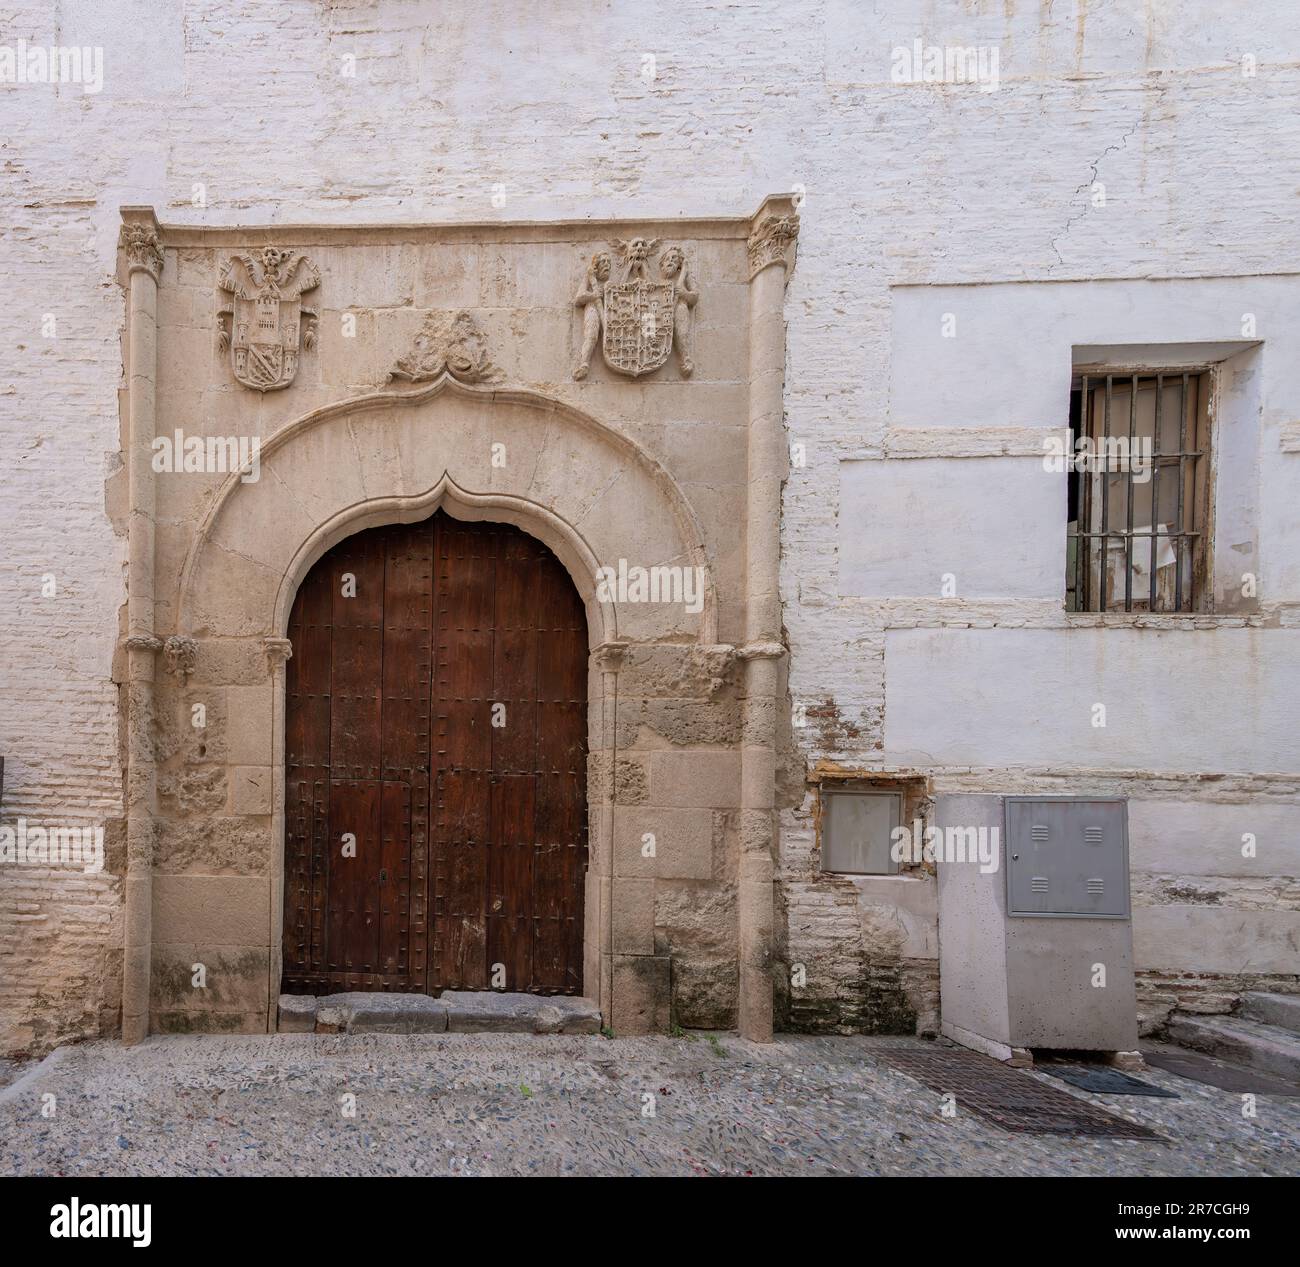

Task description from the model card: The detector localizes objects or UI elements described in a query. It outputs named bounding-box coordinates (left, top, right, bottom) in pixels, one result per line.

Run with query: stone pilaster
left=589, top=640, right=628, bottom=1029
left=262, top=635, right=293, bottom=1031
left=738, top=198, right=798, bottom=1041
left=119, top=208, right=162, bottom=1045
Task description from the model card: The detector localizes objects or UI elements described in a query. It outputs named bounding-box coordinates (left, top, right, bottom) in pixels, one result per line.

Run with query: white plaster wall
left=1128, top=799, right=1299, bottom=979
left=839, top=457, right=1063, bottom=598
left=888, top=278, right=1299, bottom=429
left=884, top=628, right=1297, bottom=773
left=1128, top=801, right=1296, bottom=879
left=2, top=1, right=1299, bottom=1046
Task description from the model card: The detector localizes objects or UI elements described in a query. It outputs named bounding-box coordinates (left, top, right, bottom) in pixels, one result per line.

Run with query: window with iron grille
left=1066, top=370, right=1212, bottom=613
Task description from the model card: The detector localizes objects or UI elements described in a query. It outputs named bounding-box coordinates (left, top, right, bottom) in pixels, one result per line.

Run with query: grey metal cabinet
left=1005, top=797, right=1129, bottom=918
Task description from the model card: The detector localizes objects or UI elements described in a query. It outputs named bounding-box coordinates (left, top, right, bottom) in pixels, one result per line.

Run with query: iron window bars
left=1067, top=371, right=1210, bottom=613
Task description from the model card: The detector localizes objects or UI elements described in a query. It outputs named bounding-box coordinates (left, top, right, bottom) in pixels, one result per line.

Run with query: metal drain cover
left=1043, top=1064, right=1178, bottom=1098
left=876, top=1047, right=1161, bottom=1138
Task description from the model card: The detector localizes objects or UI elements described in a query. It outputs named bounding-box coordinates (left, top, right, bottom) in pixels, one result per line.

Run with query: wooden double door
left=281, top=512, right=588, bottom=996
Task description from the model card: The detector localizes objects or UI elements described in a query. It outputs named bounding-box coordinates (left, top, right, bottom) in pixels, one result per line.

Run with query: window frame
left=819, top=786, right=905, bottom=877
left=1066, top=364, right=1216, bottom=615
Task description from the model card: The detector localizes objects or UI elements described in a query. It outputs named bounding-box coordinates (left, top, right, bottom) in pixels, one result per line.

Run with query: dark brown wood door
left=282, top=512, right=588, bottom=996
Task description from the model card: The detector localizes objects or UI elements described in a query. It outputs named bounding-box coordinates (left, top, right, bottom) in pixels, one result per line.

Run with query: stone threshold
left=279, top=990, right=602, bottom=1036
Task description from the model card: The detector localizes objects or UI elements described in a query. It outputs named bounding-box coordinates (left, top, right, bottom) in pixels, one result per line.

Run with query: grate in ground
left=875, top=1046, right=1161, bottom=1138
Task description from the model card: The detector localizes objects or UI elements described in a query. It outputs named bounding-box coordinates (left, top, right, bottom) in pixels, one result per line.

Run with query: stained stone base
left=318, top=993, right=448, bottom=1034
left=276, top=994, right=319, bottom=1033
left=278, top=992, right=602, bottom=1036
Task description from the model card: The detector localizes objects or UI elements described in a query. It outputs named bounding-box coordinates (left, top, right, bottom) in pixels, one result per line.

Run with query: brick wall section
left=2, top=2, right=1298, bottom=1049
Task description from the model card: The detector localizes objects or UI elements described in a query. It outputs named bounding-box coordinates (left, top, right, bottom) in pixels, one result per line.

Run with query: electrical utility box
left=937, top=794, right=1139, bottom=1062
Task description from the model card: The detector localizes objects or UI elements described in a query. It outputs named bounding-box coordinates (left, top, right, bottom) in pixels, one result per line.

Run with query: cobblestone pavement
left=0, top=1059, right=30, bottom=1092
left=1, top=1033, right=1296, bottom=1177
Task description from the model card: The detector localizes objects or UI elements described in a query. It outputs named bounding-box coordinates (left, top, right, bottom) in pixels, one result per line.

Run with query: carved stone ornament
left=746, top=214, right=799, bottom=280
left=589, top=640, right=630, bottom=674
left=119, top=223, right=163, bottom=281
left=574, top=238, right=697, bottom=380
left=123, top=633, right=163, bottom=655
left=217, top=249, right=320, bottom=392
left=389, top=310, right=501, bottom=385
left=737, top=639, right=787, bottom=662
left=163, top=634, right=199, bottom=680
left=262, top=636, right=293, bottom=672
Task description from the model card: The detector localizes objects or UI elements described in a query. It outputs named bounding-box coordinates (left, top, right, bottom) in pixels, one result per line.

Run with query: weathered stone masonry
left=2, top=2, right=1297, bottom=1054
left=94, top=200, right=799, bottom=1043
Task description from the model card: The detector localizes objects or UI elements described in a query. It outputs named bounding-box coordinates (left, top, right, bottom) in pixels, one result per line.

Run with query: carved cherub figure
left=573, top=250, right=612, bottom=381
left=659, top=245, right=697, bottom=377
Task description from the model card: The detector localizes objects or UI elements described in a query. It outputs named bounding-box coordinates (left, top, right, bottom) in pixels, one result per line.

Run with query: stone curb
left=279, top=991, right=602, bottom=1036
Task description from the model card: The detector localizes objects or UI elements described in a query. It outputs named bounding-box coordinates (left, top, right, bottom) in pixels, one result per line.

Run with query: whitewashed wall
left=1, top=0, right=1298, bottom=1049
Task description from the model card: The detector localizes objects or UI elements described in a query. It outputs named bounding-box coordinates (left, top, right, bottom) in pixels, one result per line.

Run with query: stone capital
left=263, top=636, right=294, bottom=671
left=590, top=640, right=630, bottom=673
left=746, top=213, right=799, bottom=282
left=119, top=220, right=163, bottom=282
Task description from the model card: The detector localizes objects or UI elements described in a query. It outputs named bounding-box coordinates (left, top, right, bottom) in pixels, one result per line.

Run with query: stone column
left=119, top=210, right=163, bottom=1045
left=589, top=640, right=627, bottom=1028
left=738, top=203, right=799, bottom=1042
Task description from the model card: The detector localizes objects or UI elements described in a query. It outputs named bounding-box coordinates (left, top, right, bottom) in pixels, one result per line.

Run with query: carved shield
left=602, top=280, right=675, bottom=377
left=230, top=295, right=300, bottom=391
left=218, top=251, right=319, bottom=393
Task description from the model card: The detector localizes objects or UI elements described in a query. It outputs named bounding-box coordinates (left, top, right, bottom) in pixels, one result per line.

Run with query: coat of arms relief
left=217, top=248, right=320, bottom=392
left=574, top=238, right=697, bottom=380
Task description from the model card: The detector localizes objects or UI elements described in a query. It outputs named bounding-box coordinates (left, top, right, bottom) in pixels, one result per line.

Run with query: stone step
left=1239, top=992, right=1300, bottom=1035
left=1165, top=1012, right=1300, bottom=1082
left=278, top=991, right=602, bottom=1036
